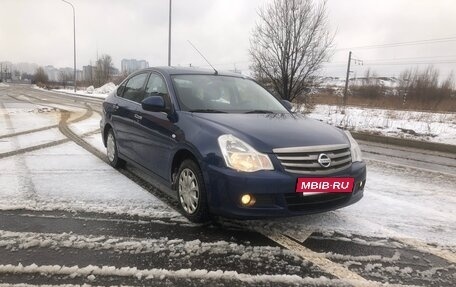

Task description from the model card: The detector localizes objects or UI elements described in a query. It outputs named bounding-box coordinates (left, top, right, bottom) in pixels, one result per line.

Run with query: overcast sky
left=1, top=0, right=456, bottom=78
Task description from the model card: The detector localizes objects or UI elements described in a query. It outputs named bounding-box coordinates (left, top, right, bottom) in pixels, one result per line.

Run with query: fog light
left=241, top=194, right=256, bottom=206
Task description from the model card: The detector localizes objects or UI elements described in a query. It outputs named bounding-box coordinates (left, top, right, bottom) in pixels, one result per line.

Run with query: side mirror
left=141, top=96, right=166, bottom=112
left=281, top=100, right=293, bottom=112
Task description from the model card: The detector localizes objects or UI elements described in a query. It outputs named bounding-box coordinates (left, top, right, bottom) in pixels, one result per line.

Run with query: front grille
left=273, top=144, right=352, bottom=175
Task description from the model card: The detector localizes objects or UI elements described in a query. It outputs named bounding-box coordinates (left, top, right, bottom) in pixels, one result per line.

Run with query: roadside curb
left=47, top=89, right=105, bottom=102
left=351, top=131, right=456, bottom=154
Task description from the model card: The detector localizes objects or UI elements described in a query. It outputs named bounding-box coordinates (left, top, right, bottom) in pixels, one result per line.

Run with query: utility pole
left=62, top=0, right=77, bottom=92
left=168, top=0, right=172, bottom=66
left=343, top=51, right=363, bottom=106
left=343, top=51, right=352, bottom=106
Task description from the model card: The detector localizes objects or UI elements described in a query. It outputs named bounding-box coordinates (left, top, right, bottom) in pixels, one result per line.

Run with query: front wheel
left=176, top=159, right=210, bottom=223
left=106, top=129, right=126, bottom=168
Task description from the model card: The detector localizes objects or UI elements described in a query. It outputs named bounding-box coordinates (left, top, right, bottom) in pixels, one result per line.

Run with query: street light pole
left=61, top=0, right=77, bottom=92
left=168, top=0, right=172, bottom=66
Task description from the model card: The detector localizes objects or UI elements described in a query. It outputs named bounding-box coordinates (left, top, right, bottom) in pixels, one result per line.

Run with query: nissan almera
left=101, top=67, right=366, bottom=222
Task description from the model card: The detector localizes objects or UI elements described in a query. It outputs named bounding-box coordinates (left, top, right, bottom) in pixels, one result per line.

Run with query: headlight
left=344, top=131, right=363, bottom=162
left=218, top=134, right=274, bottom=172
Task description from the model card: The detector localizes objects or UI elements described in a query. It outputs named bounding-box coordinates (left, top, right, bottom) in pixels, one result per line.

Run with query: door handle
left=134, top=114, right=142, bottom=120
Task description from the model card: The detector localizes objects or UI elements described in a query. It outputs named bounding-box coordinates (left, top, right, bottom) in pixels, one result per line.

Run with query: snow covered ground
left=308, top=105, right=456, bottom=145
left=0, top=101, right=180, bottom=220
left=321, top=77, right=399, bottom=89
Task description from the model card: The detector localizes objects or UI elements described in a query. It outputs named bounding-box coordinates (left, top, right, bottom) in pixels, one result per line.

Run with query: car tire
left=176, top=159, right=210, bottom=223
left=106, top=129, right=126, bottom=168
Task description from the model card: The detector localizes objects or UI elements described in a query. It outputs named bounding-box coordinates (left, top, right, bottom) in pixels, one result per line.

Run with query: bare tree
left=250, top=0, right=333, bottom=105
left=398, top=66, right=454, bottom=109
left=95, top=54, right=114, bottom=87
left=34, top=67, right=49, bottom=87
left=351, top=69, right=385, bottom=99
left=58, top=70, right=70, bottom=89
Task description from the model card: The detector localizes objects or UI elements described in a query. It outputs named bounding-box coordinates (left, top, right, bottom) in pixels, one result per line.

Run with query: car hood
left=190, top=112, right=349, bottom=153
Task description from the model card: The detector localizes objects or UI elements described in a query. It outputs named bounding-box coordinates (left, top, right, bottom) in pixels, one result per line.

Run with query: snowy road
left=0, top=84, right=455, bottom=286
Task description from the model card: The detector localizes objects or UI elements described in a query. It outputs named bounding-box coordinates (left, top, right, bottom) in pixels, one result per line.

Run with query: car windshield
left=171, top=75, right=288, bottom=113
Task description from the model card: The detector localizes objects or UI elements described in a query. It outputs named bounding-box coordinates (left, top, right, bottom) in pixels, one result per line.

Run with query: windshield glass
left=171, top=75, right=288, bottom=113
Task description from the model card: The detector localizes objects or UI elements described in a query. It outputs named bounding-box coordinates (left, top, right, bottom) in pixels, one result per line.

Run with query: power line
left=365, top=60, right=456, bottom=66
left=364, top=54, right=456, bottom=62
left=335, top=36, right=456, bottom=51
left=323, top=55, right=456, bottom=66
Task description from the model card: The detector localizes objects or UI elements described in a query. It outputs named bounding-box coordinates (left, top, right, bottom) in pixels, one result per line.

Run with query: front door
left=112, top=72, right=148, bottom=161
left=135, top=73, right=177, bottom=180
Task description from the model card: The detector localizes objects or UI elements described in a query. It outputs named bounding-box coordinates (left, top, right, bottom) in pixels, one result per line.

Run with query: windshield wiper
left=244, top=110, right=275, bottom=114
left=189, top=109, right=227, bottom=113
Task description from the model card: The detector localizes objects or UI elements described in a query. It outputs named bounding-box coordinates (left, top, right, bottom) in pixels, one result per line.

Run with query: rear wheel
left=106, top=129, right=126, bottom=168
left=176, top=159, right=210, bottom=223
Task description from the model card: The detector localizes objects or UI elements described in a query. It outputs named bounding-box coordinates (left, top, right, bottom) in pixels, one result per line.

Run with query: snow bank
left=94, top=82, right=116, bottom=94
left=0, top=83, right=9, bottom=87
left=49, top=82, right=117, bottom=99
left=85, top=85, right=94, bottom=94
left=307, top=105, right=456, bottom=145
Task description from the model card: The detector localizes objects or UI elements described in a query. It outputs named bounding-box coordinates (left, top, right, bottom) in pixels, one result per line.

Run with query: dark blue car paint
left=101, top=67, right=366, bottom=219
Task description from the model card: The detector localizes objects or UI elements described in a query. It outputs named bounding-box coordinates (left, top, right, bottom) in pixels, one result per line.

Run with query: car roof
left=138, top=66, right=248, bottom=78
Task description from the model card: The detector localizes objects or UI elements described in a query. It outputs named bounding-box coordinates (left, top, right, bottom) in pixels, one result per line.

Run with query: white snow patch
left=68, top=112, right=101, bottom=136
left=94, top=82, right=116, bottom=94
left=51, top=82, right=116, bottom=99
left=307, top=105, right=456, bottom=145
left=0, top=230, right=294, bottom=261
left=0, top=128, right=66, bottom=154
left=0, top=103, right=60, bottom=136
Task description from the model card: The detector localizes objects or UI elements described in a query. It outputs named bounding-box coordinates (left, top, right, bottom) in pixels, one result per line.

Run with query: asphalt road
left=0, top=84, right=455, bottom=286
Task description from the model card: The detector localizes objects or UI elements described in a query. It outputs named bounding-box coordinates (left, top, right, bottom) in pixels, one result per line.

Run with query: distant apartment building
left=83, top=65, right=96, bottom=82
left=121, top=59, right=149, bottom=74
left=43, top=65, right=59, bottom=82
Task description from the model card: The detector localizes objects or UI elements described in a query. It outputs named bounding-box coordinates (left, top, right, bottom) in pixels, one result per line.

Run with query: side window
left=123, top=73, right=148, bottom=103
left=145, top=73, right=168, bottom=98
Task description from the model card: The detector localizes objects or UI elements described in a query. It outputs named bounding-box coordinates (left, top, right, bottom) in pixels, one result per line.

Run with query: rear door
left=111, top=72, right=148, bottom=161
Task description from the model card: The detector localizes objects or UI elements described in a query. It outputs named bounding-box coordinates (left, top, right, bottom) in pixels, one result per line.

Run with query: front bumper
left=205, top=161, right=366, bottom=219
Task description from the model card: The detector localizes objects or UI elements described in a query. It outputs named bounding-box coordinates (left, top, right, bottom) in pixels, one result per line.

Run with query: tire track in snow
left=0, top=98, right=96, bottom=159
left=4, top=88, right=186, bottom=223
left=0, top=101, right=37, bottom=201
left=259, top=231, right=374, bottom=287
left=0, top=124, right=59, bottom=140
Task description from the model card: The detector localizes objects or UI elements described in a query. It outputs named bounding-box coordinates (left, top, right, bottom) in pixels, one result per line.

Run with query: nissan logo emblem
left=317, top=153, right=331, bottom=168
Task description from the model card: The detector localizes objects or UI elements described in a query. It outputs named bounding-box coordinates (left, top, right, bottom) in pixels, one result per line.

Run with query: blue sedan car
left=101, top=67, right=366, bottom=222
